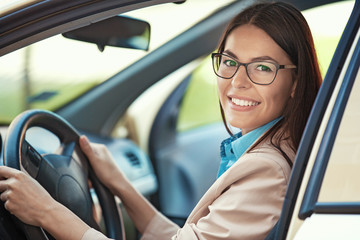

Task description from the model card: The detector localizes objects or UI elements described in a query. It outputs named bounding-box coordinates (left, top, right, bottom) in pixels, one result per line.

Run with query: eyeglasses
left=211, top=53, right=296, bottom=85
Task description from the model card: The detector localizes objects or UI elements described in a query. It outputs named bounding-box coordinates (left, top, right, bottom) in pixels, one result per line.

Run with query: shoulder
left=212, top=139, right=295, bottom=212
left=216, top=139, right=294, bottom=191
left=184, top=140, right=294, bottom=240
left=182, top=140, right=294, bottom=239
left=246, top=139, right=294, bottom=180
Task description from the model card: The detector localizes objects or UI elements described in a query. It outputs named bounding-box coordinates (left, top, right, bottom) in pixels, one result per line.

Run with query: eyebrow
left=223, top=50, right=279, bottom=63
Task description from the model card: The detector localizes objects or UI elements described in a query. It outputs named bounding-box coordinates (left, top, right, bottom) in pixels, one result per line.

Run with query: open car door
left=269, top=0, right=360, bottom=239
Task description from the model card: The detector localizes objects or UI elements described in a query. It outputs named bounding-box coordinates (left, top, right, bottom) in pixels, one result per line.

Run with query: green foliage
left=177, top=56, right=222, bottom=132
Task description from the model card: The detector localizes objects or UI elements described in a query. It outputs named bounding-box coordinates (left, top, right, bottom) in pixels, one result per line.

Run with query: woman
left=0, top=2, right=321, bottom=240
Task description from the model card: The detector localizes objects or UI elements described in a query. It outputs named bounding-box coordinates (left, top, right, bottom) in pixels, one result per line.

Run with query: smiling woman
left=215, top=24, right=298, bottom=135
left=176, top=1, right=353, bottom=133
left=0, top=2, right=322, bottom=240
left=0, top=0, right=358, bottom=239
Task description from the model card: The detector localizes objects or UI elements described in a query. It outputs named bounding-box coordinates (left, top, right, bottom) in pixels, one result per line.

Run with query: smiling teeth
left=232, top=98, right=259, bottom=106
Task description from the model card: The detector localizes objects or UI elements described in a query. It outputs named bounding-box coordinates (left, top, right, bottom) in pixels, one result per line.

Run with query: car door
left=270, top=0, right=360, bottom=239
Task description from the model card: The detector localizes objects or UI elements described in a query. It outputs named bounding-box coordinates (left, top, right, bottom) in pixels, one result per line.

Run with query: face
left=217, top=24, right=296, bottom=135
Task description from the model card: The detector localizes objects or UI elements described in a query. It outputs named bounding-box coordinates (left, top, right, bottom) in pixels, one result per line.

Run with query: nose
left=231, top=65, right=251, bottom=88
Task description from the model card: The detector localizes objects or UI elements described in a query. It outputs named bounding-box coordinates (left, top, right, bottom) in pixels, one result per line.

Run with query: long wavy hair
left=217, top=2, right=322, bottom=165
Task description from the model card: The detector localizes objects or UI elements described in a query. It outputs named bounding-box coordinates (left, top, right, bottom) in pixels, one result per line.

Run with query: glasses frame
left=211, top=53, right=297, bottom=85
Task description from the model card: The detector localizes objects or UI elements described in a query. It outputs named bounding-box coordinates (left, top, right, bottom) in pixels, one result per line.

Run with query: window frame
left=299, top=23, right=360, bottom=219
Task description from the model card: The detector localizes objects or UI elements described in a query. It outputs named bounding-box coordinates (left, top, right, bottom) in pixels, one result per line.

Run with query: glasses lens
left=212, top=54, right=238, bottom=79
left=247, top=62, right=277, bottom=84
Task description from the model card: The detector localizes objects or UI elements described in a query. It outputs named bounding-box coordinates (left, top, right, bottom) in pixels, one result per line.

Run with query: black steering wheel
left=3, top=109, right=124, bottom=240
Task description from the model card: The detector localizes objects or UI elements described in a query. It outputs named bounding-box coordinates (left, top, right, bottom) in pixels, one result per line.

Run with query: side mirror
left=62, top=15, right=150, bottom=52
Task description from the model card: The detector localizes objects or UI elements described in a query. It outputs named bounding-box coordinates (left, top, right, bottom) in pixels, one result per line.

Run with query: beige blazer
left=82, top=140, right=294, bottom=240
left=141, top=140, right=295, bottom=240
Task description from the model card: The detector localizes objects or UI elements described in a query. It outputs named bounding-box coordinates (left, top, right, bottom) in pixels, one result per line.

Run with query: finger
left=79, top=135, right=93, bottom=156
left=0, top=166, right=17, bottom=179
left=3, top=200, right=14, bottom=215
left=80, top=135, right=95, bottom=159
left=0, top=190, right=9, bottom=202
left=0, top=180, right=8, bottom=193
left=3, top=200, right=10, bottom=212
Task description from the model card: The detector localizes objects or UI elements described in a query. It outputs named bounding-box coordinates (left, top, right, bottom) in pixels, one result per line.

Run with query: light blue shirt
left=217, top=117, right=282, bottom=178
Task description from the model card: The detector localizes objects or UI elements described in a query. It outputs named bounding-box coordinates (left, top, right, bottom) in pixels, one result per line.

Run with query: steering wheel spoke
left=20, top=140, right=43, bottom=178
left=59, top=141, right=76, bottom=157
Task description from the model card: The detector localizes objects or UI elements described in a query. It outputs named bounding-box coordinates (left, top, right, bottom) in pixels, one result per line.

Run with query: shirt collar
left=217, top=117, right=282, bottom=178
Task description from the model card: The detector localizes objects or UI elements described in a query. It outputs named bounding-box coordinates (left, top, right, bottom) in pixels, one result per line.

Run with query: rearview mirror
left=62, top=15, right=150, bottom=52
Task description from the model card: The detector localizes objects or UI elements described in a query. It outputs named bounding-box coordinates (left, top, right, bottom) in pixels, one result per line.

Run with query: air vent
left=125, top=152, right=141, bottom=167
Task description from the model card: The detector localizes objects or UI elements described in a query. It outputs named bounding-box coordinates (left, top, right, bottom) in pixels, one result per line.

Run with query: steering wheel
left=2, top=109, right=124, bottom=240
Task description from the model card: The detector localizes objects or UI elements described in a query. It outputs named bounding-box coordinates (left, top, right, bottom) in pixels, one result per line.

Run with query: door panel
left=294, top=214, right=360, bottom=240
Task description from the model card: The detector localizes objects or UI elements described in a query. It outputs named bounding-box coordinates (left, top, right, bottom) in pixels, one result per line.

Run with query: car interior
left=0, top=0, right=358, bottom=239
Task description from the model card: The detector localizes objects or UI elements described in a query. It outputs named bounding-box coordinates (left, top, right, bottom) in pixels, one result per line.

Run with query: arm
left=0, top=134, right=159, bottom=240
left=104, top=171, right=157, bottom=234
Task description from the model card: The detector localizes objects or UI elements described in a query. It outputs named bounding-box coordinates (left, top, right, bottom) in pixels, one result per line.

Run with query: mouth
left=231, top=98, right=260, bottom=107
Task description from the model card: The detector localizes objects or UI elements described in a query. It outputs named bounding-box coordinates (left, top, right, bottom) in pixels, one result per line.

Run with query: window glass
left=0, top=0, right=234, bottom=124
left=177, top=56, right=221, bottom=132
left=303, top=1, right=354, bottom=76
left=318, top=67, right=360, bottom=202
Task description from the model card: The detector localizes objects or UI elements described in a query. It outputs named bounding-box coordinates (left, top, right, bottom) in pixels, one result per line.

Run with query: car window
left=176, top=1, right=354, bottom=132
left=177, top=56, right=221, bottom=132
left=303, top=1, right=354, bottom=76
left=318, top=66, right=360, bottom=202
left=0, top=0, right=234, bottom=124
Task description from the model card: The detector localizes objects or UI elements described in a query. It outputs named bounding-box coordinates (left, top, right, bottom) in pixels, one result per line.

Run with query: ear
left=290, top=79, right=297, bottom=98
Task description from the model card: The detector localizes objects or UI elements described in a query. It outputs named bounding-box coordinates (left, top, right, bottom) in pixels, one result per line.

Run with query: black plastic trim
left=314, top=202, right=360, bottom=214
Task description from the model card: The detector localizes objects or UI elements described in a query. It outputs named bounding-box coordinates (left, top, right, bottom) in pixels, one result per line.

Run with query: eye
left=255, top=64, right=273, bottom=72
left=224, top=59, right=237, bottom=67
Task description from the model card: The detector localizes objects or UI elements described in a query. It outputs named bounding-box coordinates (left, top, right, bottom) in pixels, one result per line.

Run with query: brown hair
left=217, top=2, right=322, bottom=165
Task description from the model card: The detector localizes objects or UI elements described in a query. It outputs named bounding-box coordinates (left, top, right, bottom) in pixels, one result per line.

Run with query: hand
left=0, top=166, right=56, bottom=227
left=79, top=135, right=126, bottom=193
left=80, top=136, right=157, bottom=235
